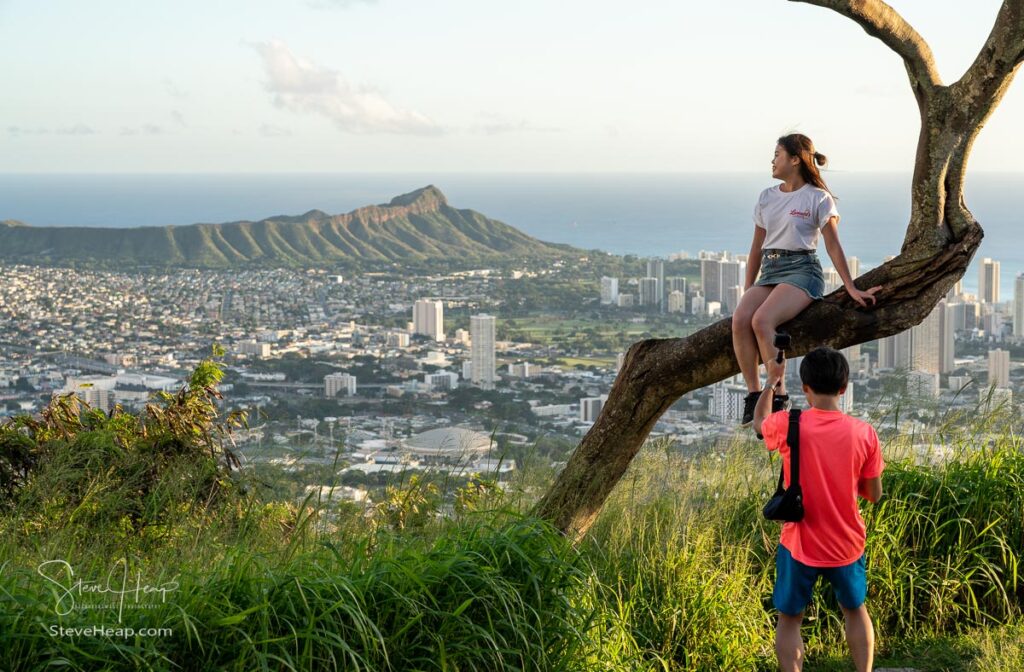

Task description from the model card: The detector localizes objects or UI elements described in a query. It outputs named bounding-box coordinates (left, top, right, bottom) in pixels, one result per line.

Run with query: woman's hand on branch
left=845, top=284, right=882, bottom=308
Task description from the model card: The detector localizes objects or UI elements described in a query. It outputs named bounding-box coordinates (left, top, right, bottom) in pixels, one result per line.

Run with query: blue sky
left=1, top=0, right=1021, bottom=172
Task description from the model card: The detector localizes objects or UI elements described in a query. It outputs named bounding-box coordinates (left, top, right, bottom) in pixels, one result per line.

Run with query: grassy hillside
left=0, top=186, right=574, bottom=268
left=1, top=359, right=1022, bottom=670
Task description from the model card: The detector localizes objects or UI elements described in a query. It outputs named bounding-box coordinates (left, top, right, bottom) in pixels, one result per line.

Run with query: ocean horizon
left=2, top=172, right=1021, bottom=295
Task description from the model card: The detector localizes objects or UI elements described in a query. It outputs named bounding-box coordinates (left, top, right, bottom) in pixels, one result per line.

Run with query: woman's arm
left=821, top=218, right=882, bottom=308
left=745, top=226, right=766, bottom=290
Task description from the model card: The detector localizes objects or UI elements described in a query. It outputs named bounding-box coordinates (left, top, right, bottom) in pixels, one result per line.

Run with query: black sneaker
left=740, top=391, right=760, bottom=426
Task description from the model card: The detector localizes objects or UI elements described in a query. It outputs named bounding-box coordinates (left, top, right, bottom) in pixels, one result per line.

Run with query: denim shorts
left=755, top=250, right=825, bottom=300
left=773, top=544, right=867, bottom=616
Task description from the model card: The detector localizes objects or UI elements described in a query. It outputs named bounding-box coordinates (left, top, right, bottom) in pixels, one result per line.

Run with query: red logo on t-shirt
left=790, top=209, right=811, bottom=218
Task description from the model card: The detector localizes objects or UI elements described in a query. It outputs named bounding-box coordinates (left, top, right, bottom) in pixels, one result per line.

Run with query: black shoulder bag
left=762, top=408, right=804, bottom=522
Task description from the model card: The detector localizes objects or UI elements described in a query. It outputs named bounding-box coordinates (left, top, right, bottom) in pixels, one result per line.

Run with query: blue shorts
left=773, top=544, right=866, bottom=616
left=755, top=250, right=826, bottom=300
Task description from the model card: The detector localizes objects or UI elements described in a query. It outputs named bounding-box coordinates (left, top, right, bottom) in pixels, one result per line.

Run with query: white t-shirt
left=753, top=184, right=839, bottom=251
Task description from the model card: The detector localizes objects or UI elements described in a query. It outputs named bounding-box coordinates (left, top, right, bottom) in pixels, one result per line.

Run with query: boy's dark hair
left=799, top=346, right=849, bottom=395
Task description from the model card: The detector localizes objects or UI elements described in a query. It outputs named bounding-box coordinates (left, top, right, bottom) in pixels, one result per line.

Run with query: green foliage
left=0, top=349, right=245, bottom=541
left=373, top=473, right=441, bottom=532
left=1, top=379, right=1023, bottom=670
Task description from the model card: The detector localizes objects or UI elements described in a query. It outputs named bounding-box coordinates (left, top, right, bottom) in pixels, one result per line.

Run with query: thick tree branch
left=953, top=0, right=1024, bottom=128
left=790, top=0, right=942, bottom=100
left=534, top=225, right=983, bottom=540
left=534, top=1, right=1016, bottom=541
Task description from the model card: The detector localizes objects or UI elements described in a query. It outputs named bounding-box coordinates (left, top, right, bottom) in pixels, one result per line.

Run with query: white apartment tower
left=979, top=258, right=1000, bottom=304
left=600, top=277, right=619, bottom=305
left=1014, top=273, right=1024, bottom=338
left=413, top=299, right=444, bottom=341
left=989, top=349, right=1011, bottom=388
left=470, top=314, right=496, bottom=390
left=324, top=373, right=357, bottom=397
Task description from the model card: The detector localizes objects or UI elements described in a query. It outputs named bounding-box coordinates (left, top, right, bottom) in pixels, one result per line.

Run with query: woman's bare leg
left=732, top=286, right=774, bottom=393
left=750, top=284, right=814, bottom=396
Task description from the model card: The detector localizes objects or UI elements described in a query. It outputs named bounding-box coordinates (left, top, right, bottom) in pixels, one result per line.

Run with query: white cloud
left=171, top=110, right=187, bottom=127
left=251, top=39, right=441, bottom=135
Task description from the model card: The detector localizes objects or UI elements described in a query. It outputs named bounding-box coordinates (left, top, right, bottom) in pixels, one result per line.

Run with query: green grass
left=1, top=358, right=1023, bottom=670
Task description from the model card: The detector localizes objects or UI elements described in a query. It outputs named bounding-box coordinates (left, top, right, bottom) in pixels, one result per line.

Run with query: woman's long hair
left=778, top=133, right=835, bottom=197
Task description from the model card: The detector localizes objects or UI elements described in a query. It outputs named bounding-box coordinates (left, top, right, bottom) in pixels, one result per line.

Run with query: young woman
left=732, top=133, right=881, bottom=427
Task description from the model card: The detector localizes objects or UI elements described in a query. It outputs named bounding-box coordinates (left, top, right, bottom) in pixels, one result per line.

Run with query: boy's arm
left=752, top=385, right=775, bottom=439
left=858, top=476, right=882, bottom=503
left=753, top=363, right=785, bottom=439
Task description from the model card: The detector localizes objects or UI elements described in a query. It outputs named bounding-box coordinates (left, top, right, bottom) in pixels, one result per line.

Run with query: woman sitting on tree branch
left=732, top=133, right=881, bottom=428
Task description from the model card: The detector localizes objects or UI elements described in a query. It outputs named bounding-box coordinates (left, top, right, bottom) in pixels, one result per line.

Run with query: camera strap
left=775, top=408, right=801, bottom=491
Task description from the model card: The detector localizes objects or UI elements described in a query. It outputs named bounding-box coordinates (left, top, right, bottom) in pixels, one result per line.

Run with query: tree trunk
left=534, top=0, right=1024, bottom=542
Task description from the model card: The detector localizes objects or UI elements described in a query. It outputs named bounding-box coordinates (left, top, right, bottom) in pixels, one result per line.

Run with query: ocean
left=1, top=172, right=1021, bottom=295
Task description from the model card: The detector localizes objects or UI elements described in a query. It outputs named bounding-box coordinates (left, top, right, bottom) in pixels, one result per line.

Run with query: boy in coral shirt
left=754, top=346, right=884, bottom=672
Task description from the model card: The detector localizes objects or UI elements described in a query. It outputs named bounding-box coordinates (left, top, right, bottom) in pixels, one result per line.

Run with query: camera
left=773, top=331, right=791, bottom=364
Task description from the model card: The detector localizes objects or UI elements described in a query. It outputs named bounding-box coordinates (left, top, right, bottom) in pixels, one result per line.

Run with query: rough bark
left=534, top=0, right=1024, bottom=541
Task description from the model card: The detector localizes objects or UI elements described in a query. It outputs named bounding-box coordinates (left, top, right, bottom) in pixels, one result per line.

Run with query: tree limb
left=952, top=0, right=1024, bottom=128
left=789, top=0, right=942, bottom=99
left=534, top=224, right=983, bottom=540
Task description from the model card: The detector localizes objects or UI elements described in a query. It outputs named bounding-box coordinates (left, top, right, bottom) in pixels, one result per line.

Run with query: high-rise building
left=724, top=286, right=744, bottom=315
left=507, top=362, right=536, bottom=378
left=847, top=256, right=861, bottom=279
left=879, top=302, right=954, bottom=375
left=911, top=302, right=942, bottom=374
left=720, top=259, right=745, bottom=301
left=638, top=278, right=659, bottom=307
left=980, top=258, right=1000, bottom=303
left=413, top=299, right=444, bottom=341
left=1014, top=274, right=1024, bottom=338
left=939, top=301, right=956, bottom=374
left=580, top=395, right=609, bottom=423
left=709, top=382, right=749, bottom=424
left=948, top=300, right=981, bottom=332
left=985, top=387, right=1013, bottom=412
left=839, top=382, right=854, bottom=414
left=690, top=294, right=705, bottom=315
left=947, top=279, right=963, bottom=302
left=424, top=371, right=459, bottom=391
left=325, top=373, right=357, bottom=397
left=823, top=267, right=842, bottom=293
left=646, top=259, right=665, bottom=310
left=700, top=259, right=722, bottom=304
left=668, top=290, right=686, bottom=313
left=981, top=303, right=1004, bottom=336
left=668, top=276, right=687, bottom=295
left=386, top=331, right=410, bottom=348
left=617, top=293, right=635, bottom=308
left=470, top=314, right=496, bottom=390
left=600, top=277, right=619, bottom=305
left=989, top=348, right=1010, bottom=388
left=906, top=370, right=940, bottom=398
left=877, top=329, right=911, bottom=370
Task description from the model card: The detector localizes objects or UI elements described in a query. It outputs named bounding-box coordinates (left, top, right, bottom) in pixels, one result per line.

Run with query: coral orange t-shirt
left=762, top=407, right=884, bottom=568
